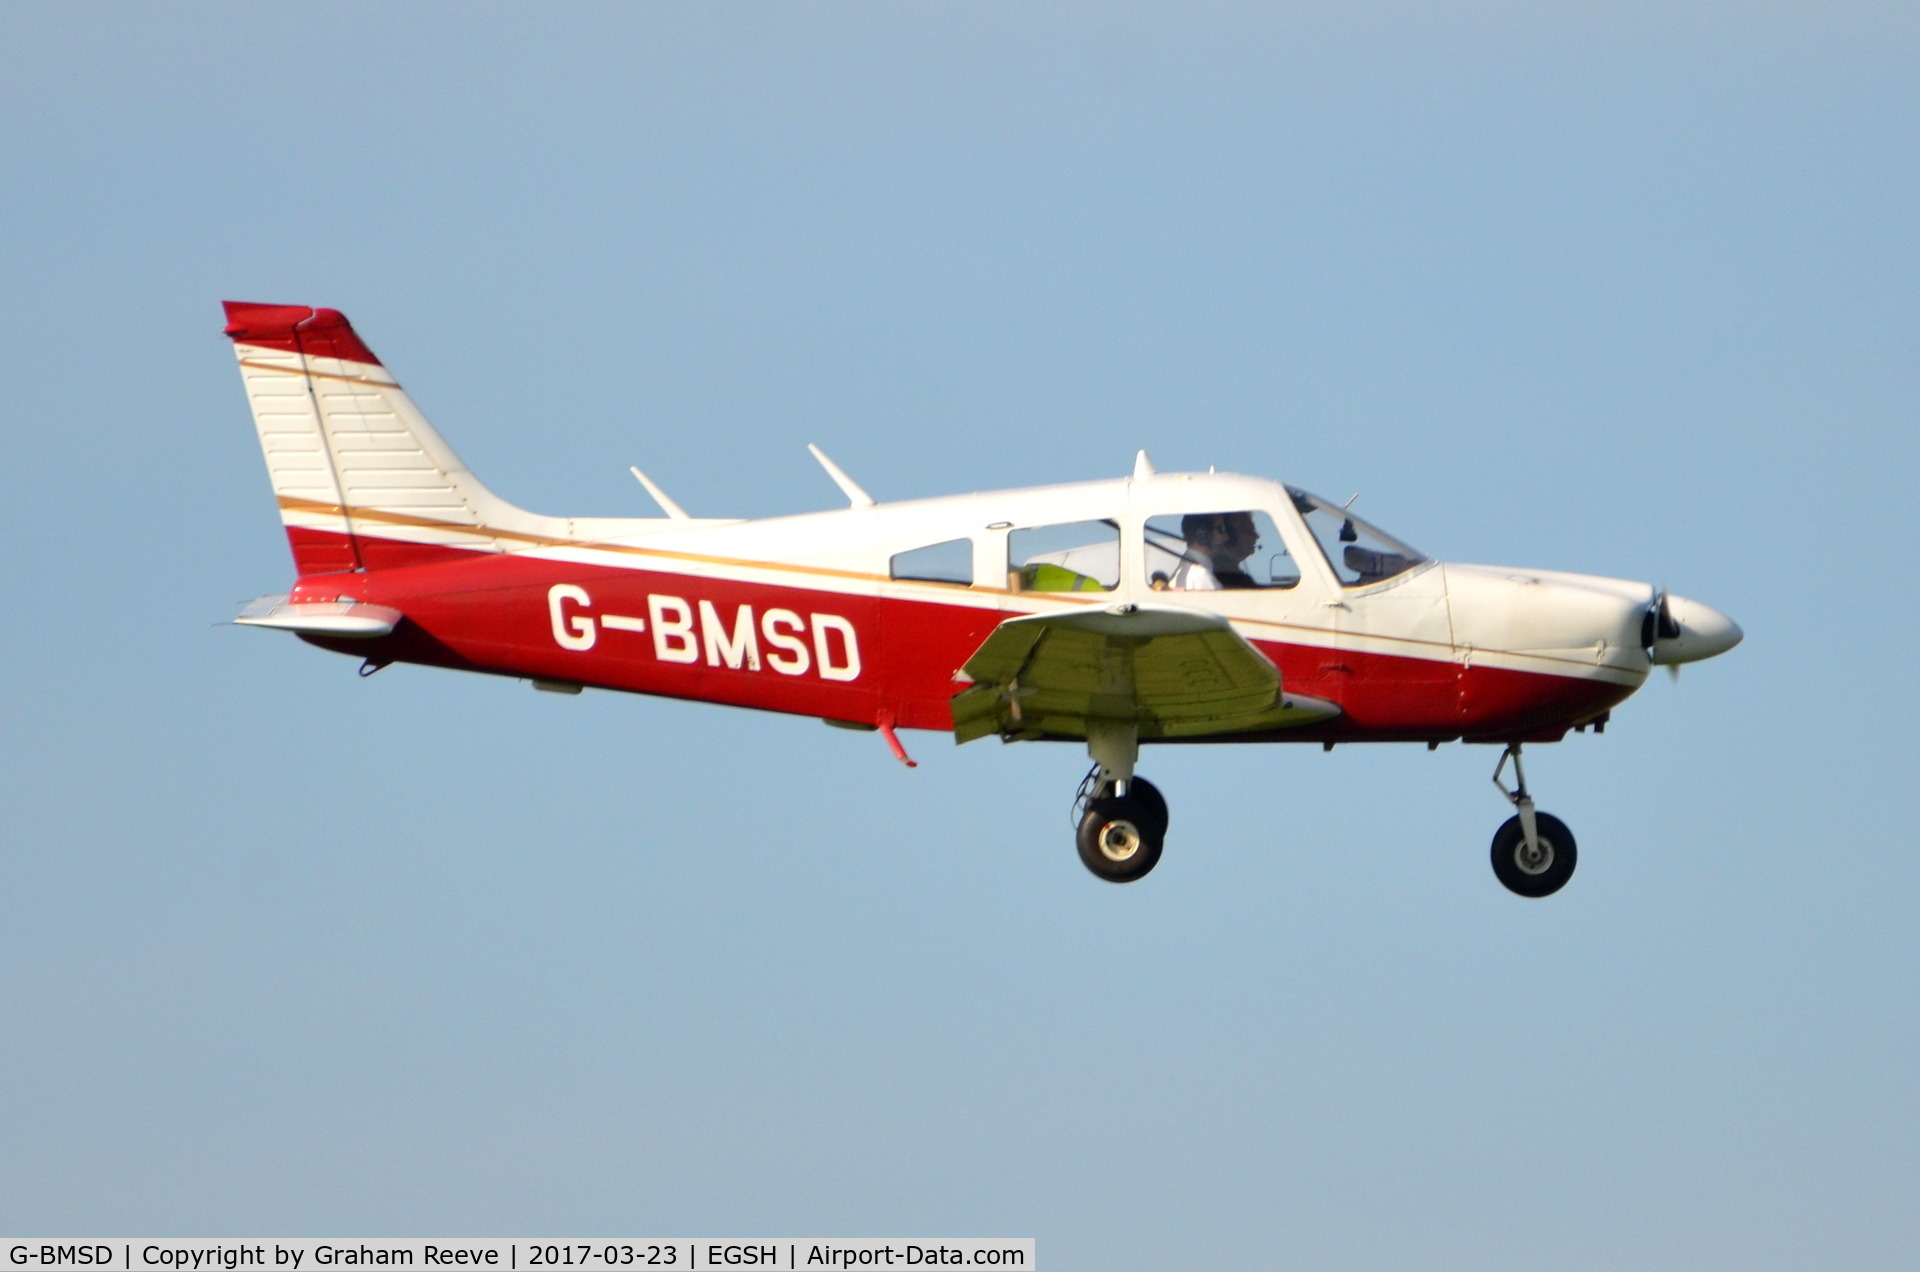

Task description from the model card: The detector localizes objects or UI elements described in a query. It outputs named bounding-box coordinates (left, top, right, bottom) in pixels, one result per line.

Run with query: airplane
left=223, top=300, right=1742, bottom=896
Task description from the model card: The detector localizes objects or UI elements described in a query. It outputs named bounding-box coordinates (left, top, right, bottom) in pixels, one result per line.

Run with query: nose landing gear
left=1489, top=744, right=1577, bottom=897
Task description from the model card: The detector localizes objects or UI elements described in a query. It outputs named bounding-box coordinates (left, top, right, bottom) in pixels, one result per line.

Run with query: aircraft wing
left=950, top=603, right=1340, bottom=743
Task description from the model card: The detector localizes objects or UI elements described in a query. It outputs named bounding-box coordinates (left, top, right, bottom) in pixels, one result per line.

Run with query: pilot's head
left=1181, top=512, right=1258, bottom=566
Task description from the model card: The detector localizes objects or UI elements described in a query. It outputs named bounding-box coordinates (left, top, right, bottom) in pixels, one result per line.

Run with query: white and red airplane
left=224, top=301, right=1741, bottom=895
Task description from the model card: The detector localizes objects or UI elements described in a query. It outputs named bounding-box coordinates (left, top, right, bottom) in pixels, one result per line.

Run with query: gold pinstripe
left=237, top=357, right=399, bottom=389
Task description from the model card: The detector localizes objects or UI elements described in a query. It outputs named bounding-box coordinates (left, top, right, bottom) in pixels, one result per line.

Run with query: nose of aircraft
left=1649, top=594, right=1744, bottom=665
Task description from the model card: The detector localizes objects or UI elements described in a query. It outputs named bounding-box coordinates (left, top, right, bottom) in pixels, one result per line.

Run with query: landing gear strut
left=1489, top=744, right=1577, bottom=898
left=1074, top=720, right=1166, bottom=883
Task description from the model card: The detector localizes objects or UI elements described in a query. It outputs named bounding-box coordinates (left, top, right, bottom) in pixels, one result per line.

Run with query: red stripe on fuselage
left=294, top=547, right=889, bottom=726
left=284, top=530, right=1634, bottom=741
left=284, top=524, right=361, bottom=576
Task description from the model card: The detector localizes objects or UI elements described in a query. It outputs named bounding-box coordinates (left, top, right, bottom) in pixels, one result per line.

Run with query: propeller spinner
left=1644, top=589, right=1743, bottom=667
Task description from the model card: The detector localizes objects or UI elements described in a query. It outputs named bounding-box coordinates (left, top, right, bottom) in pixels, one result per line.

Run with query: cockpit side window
left=890, top=537, right=973, bottom=586
left=1287, top=486, right=1428, bottom=587
left=1009, top=519, right=1120, bottom=592
left=1143, top=511, right=1299, bottom=590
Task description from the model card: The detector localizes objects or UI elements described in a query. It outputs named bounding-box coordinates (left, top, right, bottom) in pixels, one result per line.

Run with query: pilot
left=1171, top=512, right=1259, bottom=590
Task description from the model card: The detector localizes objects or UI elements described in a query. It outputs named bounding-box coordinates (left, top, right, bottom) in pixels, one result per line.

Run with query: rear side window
left=1009, top=520, right=1119, bottom=592
left=890, top=537, right=973, bottom=586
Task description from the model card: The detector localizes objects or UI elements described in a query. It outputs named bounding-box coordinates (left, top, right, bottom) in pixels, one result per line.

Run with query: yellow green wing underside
left=950, top=603, right=1341, bottom=743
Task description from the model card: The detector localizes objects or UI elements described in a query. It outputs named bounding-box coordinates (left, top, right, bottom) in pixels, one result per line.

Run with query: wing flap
left=952, top=603, right=1339, bottom=742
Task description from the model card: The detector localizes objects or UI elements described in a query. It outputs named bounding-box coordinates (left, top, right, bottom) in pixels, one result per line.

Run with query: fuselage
left=283, top=469, right=1717, bottom=746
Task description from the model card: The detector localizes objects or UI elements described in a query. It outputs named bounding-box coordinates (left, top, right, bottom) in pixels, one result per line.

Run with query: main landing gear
left=1489, top=744, right=1578, bottom=898
left=1073, top=720, right=1167, bottom=883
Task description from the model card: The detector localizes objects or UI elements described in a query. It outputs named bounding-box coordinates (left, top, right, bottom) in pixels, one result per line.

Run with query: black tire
left=1077, top=795, right=1166, bottom=883
left=1490, top=811, right=1577, bottom=898
left=1096, top=775, right=1169, bottom=837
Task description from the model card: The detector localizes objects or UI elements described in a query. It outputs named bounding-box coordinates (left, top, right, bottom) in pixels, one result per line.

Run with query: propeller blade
left=1657, top=594, right=1682, bottom=640
left=1642, top=587, right=1681, bottom=661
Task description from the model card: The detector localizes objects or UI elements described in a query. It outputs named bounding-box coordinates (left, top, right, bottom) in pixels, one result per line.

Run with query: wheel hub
left=1514, top=837, right=1554, bottom=874
left=1098, top=819, right=1143, bottom=862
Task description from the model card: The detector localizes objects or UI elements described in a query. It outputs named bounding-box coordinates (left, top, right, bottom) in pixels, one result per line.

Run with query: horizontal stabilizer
left=235, top=594, right=402, bottom=638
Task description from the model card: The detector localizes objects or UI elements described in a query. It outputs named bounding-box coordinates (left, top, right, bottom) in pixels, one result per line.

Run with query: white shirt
left=1169, top=558, right=1222, bottom=591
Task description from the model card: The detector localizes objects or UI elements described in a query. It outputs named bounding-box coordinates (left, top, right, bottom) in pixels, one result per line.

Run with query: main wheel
left=1077, top=794, right=1166, bottom=884
left=1096, top=776, right=1169, bottom=837
left=1490, top=811, right=1577, bottom=898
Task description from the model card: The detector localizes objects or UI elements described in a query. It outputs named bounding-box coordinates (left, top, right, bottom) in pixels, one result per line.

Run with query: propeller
left=1641, top=588, right=1684, bottom=681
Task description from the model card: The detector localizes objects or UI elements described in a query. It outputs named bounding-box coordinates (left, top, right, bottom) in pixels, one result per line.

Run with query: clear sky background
left=2, top=4, right=1915, bottom=1268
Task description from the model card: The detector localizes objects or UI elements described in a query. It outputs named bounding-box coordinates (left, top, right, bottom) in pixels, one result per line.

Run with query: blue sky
left=1, top=4, right=1915, bottom=1267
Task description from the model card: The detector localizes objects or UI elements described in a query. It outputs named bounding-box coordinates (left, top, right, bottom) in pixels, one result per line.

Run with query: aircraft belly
left=1456, top=663, right=1635, bottom=739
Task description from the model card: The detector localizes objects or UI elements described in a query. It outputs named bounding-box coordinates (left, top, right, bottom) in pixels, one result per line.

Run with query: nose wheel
left=1489, top=744, right=1577, bottom=897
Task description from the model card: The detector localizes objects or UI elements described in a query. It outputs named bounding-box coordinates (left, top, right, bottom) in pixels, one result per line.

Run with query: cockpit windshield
left=1286, top=486, right=1428, bottom=587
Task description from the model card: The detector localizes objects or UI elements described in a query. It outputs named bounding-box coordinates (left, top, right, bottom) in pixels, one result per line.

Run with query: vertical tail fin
left=223, top=301, right=562, bottom=573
